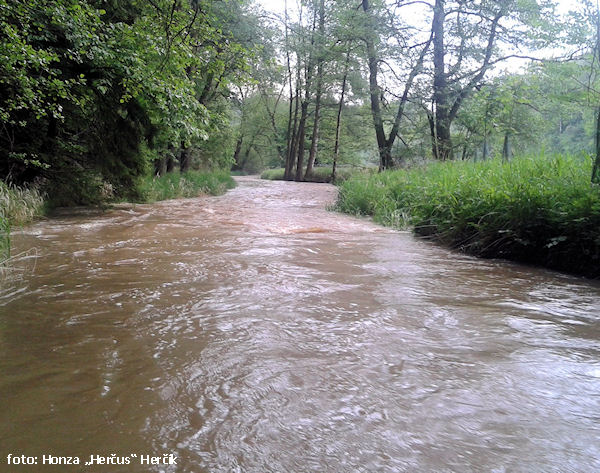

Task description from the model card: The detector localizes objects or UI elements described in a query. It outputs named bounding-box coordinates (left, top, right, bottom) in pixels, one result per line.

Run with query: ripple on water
left=2, top=177, right=600, bottom=472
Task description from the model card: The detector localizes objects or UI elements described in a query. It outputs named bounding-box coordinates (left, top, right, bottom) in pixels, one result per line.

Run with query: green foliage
left=135, top=170, right=235, bottom=202
left=1, top=0, right=257, bottom=204
left=232, top=92, right=288, bottom=173
left=194, top=99, right=237, bottom=170
left=456, top=75, right=545, bottom=159
left=337, top=154, right=600, bottom=277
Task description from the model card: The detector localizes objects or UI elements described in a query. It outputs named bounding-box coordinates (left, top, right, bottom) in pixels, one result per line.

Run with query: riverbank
left=336, top=154, right=600, bottom=278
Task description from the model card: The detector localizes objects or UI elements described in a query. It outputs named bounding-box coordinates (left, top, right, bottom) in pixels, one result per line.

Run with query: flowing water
left=1, top=176, right=600, bottom=472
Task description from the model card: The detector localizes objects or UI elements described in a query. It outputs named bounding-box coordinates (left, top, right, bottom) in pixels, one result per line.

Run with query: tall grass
left=136, top=170, right=236, bottom=202
left=260, top=168, right=286, bottom=180
left=0, top=182, right=46, bottom=262
left=0, top=182, right=46, bottom=225
left=0, top=214, right=9, bottom=263
left=337, top=154, right=600, bottom=278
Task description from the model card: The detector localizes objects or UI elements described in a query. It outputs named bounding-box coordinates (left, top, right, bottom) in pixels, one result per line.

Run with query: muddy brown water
left=1, top=176, right=600, bottom=472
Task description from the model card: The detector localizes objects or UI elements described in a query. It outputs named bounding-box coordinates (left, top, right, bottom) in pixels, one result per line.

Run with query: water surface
left=1, top=176, right=600, bottom=472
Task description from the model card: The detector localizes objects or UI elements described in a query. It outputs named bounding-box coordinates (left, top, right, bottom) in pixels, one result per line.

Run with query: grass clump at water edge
left=336, top=154, right=600, bottom=278
left=135, top=170, right=236, bottom=202
left=0, top=182, right=46, bottom=262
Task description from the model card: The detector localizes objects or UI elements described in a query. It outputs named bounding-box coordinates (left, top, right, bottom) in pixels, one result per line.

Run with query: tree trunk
left=232, top=134, right=244, bottom=171
left=432, top=0, right=453, bottom=161
left=294, top=100, right=309, bottom=181
left=166, top=146, right=175, bottom=173
left=284, top=0, right=297, bottom=181
left=305, top=0, right=325, bottom=180
left=461, top=144, right=468, bottom=161
left=294, top=2, right=317, bottom=182
left=427, top=110, right=438, bottom=160
left=362, top=0, right=391, bottom=170
left=593, top=106, right=600, bottom=184
left=502, top=133, right=512, bottom=162
left=156, top=144, right=175, bottom=175
left=180, top=142, right=192, bottom=173
left=362, top=0, right=431, bottom=169
left=482, top=136, right=490, bottom=160
left=304, top=87, right=321, bottom=179
left=154, top=157, right=167, bottom=176
left=332, top=47, right=351, bottom=184
left=285, top=86, right=300, bottom=180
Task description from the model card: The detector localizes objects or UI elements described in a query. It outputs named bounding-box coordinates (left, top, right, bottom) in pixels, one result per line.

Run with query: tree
left=304, top=0, right=325, bottom=179
left=359, top=0, right=432, bottom=170
left=429, top=0, right=556, bottom=160
left=455, top=75, right=544, bottom=160
left=0, top=0, right=258, bottom=203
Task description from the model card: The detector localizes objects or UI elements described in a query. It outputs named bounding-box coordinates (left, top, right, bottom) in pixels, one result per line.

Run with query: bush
left=337, top=154, right=600, bottom=278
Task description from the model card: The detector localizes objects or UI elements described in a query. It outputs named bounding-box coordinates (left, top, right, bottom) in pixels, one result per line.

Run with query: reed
left=337, top=154, right=600, bottom=278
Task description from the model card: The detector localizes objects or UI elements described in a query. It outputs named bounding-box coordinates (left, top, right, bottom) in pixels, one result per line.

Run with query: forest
left=2, top=0, right=600, bottom=275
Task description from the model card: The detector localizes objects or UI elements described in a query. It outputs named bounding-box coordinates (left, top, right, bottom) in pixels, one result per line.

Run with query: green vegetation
left=0, top=0, right=256, bottom=257
left=261, top=167, right=366, bottom=183
left=0, top=182, right=45, bottom=261
left=1, top=0, right=259, bottom=204
left=136, top=171, right=235, bottom=202
left=337, top=154, right=600, bottom=277
left=0, top=182, right=45, bottom=226
left=260, top=169, right=286, bottom=181
left=3, top=0, right=600, bottom=278
left=0, top=215, right=9, bottom=263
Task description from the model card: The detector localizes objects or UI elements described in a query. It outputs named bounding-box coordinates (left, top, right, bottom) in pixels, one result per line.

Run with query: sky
left=256, top=0, right=584, bottom=18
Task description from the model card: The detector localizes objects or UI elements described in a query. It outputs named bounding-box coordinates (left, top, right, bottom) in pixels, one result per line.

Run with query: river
left=1, top=176, right=600, bottom=472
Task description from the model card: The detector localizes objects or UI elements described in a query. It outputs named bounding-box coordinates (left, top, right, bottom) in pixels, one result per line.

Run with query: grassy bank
left=261, top=166, right=363, bottom=183
left=136, top=170, right=236, bottom=202
left=337, top=154, right=600, bottom=278
left=0, top=182, right=46, bottom=261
